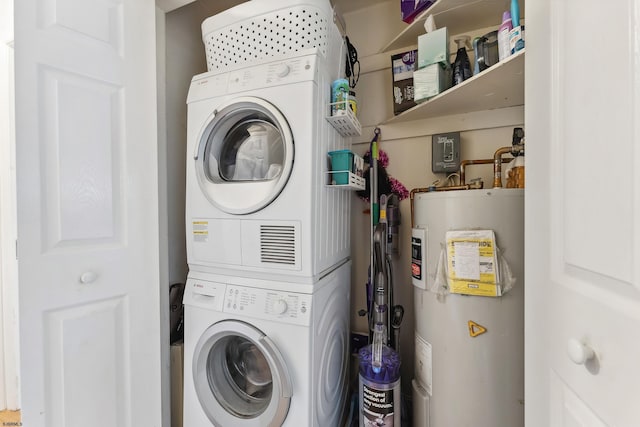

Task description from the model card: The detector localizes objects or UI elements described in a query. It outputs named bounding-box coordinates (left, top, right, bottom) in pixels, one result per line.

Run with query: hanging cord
left=345, top=36, right=360, bottom=89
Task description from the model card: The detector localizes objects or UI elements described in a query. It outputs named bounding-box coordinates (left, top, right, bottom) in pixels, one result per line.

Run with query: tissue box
left=418, top=27, right=449, bottom=69
left=391, top=50, right=418, bottom=115
left=401, top=0, right=434, bottom=24
left=414, top=63, right=451, bottom=102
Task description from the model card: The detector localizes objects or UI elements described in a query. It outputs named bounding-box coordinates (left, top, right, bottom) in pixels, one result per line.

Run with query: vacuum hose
left=372, top=223, right=388, bottom=343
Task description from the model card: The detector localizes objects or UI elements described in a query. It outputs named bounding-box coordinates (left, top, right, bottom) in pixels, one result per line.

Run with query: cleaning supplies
left=472, top=37, right=481, bottom=75
left=509, top=0, right=525, bottom=53
left=452, top=36, right=472, bottom=86
left=473, top=31, right=499, bottom=75
left=497, top=11, right=513, bottom=61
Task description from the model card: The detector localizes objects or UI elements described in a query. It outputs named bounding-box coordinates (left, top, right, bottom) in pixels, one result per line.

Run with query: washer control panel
left=184, top=278, right=226, bottom=311
left=223, top=285, right=312, bottom=326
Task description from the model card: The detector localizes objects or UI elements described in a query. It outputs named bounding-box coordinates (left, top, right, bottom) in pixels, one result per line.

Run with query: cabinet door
left=526, top=0, right=640, bottom=425
left=14, top=1, right=162, bottom=426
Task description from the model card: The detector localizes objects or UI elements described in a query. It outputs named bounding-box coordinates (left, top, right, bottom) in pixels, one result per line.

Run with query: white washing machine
left=186, top=46, right=352, bottom=283
left=183, top=261, right=351, bottom=427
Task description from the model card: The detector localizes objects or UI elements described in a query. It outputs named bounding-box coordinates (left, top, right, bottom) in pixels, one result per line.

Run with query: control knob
left=273, top=299, right=288, bottom=315
left=275, top=63, right=290, bottom=77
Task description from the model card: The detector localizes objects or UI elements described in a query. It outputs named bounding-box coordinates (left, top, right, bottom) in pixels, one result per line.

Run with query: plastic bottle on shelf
left=472, top=37, right=481, bottom=75
left=498, top=11, right=513, bottom=61
left=509, top=0, right=525, bottom=53
left=452, top=36, right=472, bottom=86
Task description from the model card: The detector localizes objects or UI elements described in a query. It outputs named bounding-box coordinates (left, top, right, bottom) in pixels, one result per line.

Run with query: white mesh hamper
left=201, top=0, right=341, bottom=72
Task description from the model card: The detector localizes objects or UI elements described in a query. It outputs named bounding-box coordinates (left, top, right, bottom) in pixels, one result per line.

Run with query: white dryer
left=186, top=47, right=352, bottom=282
left=183, top=261, right=351, bottom=427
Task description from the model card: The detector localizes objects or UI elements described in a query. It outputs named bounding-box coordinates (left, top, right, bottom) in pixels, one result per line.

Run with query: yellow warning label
left=446, top=230, right=500, bottom=297
left=193, top=221, right=209, bottom=242
left=468, top=321, right=487, bottom=337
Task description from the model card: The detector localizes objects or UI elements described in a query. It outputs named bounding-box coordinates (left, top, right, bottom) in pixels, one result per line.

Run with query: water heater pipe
left=460, top=158, right=511, bottom=185
left=492, top=147, right=513, bottom=187
left=493, top=144, right=524, bottom=187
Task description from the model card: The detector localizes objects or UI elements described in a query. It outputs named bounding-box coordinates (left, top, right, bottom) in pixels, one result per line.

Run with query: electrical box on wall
left=432, top=132, right=461, bottom=173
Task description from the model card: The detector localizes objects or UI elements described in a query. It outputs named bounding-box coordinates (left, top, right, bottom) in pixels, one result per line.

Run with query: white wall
left=342, top=2, right=525, bottom=391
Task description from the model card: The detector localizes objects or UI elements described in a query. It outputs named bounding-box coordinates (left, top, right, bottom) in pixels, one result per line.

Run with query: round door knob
left=276, top=64, right=290, bottom=77
left=274, top=299, right=288, bottom=315
left=567, top=338, right=595, bottom=365
left=79, top=271, right=98, bottom=284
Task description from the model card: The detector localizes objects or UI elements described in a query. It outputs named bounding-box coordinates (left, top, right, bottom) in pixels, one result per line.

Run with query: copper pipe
left=461, top=159, right=491, bottom=185
left=493, top=144, right=525, bottom=187
left=433, top=184, right=470, bottom=191
left=493, top=146, right=513, bottom=188
left=460, top=158, right=513, bottom=185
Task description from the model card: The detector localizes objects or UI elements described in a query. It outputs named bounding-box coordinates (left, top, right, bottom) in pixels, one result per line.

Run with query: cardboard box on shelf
left=414, top=63, right=451, bottom=103
left=401, top=0, right=434, bottom=24
left=391, top=49, right=418, bottom=115
left=418, top=27, right=449, bottom=69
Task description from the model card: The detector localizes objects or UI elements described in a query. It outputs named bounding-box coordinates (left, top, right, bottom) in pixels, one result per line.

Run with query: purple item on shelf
left=401, top=0, right=434, bottom=24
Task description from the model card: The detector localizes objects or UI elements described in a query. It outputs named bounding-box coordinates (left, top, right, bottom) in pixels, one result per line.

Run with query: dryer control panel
left=224, top=285, right=312, bottom=326
left=227, top=52, right=318, bottom=93
left=188, top=50, right=320, bottom=103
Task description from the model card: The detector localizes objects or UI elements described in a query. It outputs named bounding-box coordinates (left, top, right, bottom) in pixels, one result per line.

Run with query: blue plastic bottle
left=510, top=0, right=525, bottom=52
left=511, top=0, right=519, bottom=26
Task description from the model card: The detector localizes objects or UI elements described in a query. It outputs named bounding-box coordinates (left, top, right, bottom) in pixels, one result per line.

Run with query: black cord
left=345, top=36, right=360, bottom=89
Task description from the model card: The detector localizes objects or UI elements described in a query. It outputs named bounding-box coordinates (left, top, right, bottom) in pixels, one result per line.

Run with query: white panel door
left=14, top=1, right=161, bottom=426
left=526, top=0, right=640, bottom=426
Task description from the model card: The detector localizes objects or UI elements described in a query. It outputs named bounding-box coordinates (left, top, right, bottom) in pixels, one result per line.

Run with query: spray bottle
left=452, top=36, right=472, bottom=86
left=358, top=323, right=401, bottom=427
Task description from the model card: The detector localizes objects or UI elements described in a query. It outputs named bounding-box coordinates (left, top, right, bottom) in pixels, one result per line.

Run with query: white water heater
left=411, top=189, right=524, bottom=427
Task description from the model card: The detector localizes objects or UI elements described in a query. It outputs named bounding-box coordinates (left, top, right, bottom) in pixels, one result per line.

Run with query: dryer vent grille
left=204, top=6, right=329, bottom=72
left=260, top=225, right=297, bottom=265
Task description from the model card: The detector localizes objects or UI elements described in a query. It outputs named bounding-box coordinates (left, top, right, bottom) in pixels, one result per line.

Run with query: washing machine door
left=192, top=319, right=292, bottom=426
left=194, top=96, right=294, bottom=215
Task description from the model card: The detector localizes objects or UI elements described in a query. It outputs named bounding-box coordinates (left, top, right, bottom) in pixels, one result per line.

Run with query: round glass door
left=194, top=97, right=294, bottom=215
left=193, top=320, right=292, bottom=426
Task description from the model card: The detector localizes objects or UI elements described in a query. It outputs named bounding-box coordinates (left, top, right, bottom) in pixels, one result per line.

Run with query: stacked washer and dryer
left=182, top=1, right=354, bottom=426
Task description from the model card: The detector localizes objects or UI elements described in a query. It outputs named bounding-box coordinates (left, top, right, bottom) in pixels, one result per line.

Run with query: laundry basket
left=201, top=0, right=343, bottom=72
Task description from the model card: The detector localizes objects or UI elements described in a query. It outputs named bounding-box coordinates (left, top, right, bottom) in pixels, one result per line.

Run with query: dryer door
left=192, top=320, right=292, bottom=426
left=194, top=96, right=294, bottom=215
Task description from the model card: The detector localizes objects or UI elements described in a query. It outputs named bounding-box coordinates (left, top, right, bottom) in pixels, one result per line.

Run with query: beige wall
left=163, top=0, right=247, bottom=286
left=343, top=3, right=525, bottom=387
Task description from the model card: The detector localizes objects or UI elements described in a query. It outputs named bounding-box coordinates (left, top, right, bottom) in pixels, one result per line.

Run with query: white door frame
left=0, top=0, right=20, bottom=411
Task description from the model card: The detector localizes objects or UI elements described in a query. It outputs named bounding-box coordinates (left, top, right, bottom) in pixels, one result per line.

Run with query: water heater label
left=415, top=334, right=432, bottom=396
left=411, top=228, right=427, bottom=289
left=445, top=229, right=500, bottom=297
